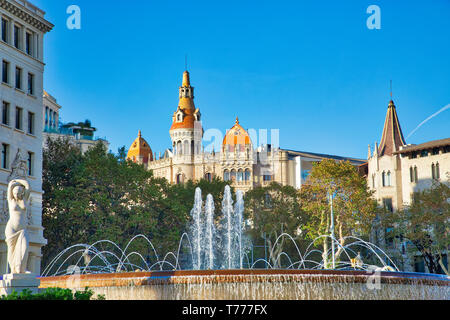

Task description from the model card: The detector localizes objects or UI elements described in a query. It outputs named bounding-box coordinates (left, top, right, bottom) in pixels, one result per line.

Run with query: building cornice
left=0, top=0, right=53, bottom=33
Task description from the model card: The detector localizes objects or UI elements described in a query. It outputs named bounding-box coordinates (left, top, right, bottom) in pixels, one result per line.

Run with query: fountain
left=39, top=186, right=450, bottom=300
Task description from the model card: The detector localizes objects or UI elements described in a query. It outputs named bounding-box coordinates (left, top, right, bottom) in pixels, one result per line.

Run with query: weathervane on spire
left=390, top=80, right=393, bottom=99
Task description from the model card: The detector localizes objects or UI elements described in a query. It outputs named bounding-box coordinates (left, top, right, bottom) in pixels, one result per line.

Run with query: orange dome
left=127, top=130, right=153, bottom=164
left=223, top=117, right=252, bottom=146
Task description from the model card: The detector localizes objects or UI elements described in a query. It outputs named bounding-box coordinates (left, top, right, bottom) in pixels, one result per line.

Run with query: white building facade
left=367, top=99, right=449, bottom=272
left=0, top=0, right=52, bottom=275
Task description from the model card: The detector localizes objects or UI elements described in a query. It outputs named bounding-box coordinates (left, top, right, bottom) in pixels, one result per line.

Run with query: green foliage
left=42, top=137, right=231, bottom=269
left=299, top=160, right=377, bottom=265
left=0, top=287, right=99, bottom=300
left=245, top=182, right=305, bottom=267
left=382, top=182, right=450, bottom=274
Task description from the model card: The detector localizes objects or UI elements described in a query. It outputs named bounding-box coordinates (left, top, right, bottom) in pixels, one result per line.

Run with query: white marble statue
left=5, top=179, right=31, bottom=274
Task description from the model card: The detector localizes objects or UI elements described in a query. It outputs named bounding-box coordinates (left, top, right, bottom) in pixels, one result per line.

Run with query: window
left=45, top=106, right=49, bottom=126
left=27, top=152, right=33, bottom=176
left=176, top=174, right=184, bottom=184
left=386, top=171, right=391, bottom=186
left=420, top=150, right=428, bottom=158
left=414, top=166, right=418, bottom=182
left=1, top=143, right=9, bottom=169
left=15, top=106, right=22, bottom=130
left=263, top=174, right=272, bottom=182
left=1, top=18, right=8, bottom=42
left=15, top=67, right=22, bottom=90
left=411, top=152, right=417, bottom=159
left=372, top=174, right=375, bottom=188
left=432, top=148, right=440, bottom=156
left=205, top=173, right=212, bottom=182
left=244, top=169, right=251, bottom=181
left=382, top=171, right=386, bottom=187
left=383, top=198, right=393, bottom=213
left=27, top=73, right=34, bottom=95
left=25, top=32, right=32, bottom=55
left=230, top=170, right=236, bottom=181
left=27, top=112, right=34, bottom=135
left=410, top=167, right=414, bottom=183
left=223, top=170, right=230, bottom=181
left=236, top=169, right=243, bottom=182
left=432, top=163, right=440, bottom=180
left=13, top=24, right=20, bottom=49
left=2, top=60, right=9, bottom=83
left=2, top=101, right=9, bottom=125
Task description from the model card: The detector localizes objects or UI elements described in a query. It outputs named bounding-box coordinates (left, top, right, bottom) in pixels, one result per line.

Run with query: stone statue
left=5, top=179, right=31, bottom=274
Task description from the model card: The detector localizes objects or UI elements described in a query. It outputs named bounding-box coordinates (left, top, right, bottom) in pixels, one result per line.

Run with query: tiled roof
left=394, top=137, right=450, bottom=154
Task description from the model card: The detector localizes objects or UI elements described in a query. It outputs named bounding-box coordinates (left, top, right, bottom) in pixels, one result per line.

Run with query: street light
left=328, top=191, right=337, bottom=269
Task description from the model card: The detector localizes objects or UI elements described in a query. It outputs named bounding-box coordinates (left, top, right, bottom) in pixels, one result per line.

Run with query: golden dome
left=223, top=117, right=252, bottom=146
left=127, top=130, right=153, bottom=164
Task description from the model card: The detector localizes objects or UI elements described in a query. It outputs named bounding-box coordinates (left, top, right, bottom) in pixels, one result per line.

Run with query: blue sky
left=33, top=0, right=449, bottom=159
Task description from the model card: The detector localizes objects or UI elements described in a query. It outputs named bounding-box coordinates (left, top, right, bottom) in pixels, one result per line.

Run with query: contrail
left=406, top=104, right=450, bottom=139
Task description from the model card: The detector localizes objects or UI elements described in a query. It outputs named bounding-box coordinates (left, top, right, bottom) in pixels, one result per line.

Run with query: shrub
left=0, top=287, right=103, bottom=300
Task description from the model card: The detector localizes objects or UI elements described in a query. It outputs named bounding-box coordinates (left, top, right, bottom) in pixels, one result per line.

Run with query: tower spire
left=378, top=99, right=406, bottom=156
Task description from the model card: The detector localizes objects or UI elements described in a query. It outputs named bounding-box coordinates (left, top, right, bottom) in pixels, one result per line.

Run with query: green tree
left=244, top=182, right=305, bottom=268
left=382, top=182, right=450, bottom=275
left=300, top=159, right=377, bottom=268
left=42, top=138, right=233, bottom=270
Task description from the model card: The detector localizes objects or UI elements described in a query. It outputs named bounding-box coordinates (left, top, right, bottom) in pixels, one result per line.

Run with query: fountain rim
left=39, top=269, right=450, bottom=285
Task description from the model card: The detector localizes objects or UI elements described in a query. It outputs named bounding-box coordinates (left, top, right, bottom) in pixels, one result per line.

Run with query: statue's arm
left=19, top=179, right=31, bottom=201
left=7, top=180, right=19, bottom=201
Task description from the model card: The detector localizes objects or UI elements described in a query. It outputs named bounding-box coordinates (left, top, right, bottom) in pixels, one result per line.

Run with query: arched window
left=176, top=174, right=184, bottom=184
left=183, top=140, right=189, bottom=155
left=237, top=169, right=244, bottom=182
left=177, top=141, right=182, bottom=155
left=230, top=169, right=236, bottom=181
left=205, top=173, right=212, bottom=182
left=245, top=169, right=251, bottom=181
left=410, top=167, right=414, bottom=183
left=432, top=163, right=440, bottom=180
left=387, top=171, right=391, bottom=186
left=414, top=166, right=418, bottom=182
left=191, top=141, right=194, bottom=155
left=382, top=171, right=386, bottom=187
left=224, top=170, right=230, bottom=181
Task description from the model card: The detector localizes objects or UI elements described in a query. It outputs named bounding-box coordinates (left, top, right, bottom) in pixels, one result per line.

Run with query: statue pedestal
left=0, top=273, right=40, bottom=296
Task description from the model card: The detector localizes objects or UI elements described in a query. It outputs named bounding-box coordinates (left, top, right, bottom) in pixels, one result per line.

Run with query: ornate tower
left=368, top=99, right=406, bottom=212
left=169, top=71, right=203, bottom=183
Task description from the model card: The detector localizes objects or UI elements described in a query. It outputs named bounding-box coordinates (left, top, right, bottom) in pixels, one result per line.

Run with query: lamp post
left=329, top=191, right=336, bottom=270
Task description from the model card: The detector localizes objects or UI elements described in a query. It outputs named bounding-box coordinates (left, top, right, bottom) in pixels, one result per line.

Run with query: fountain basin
left=39, top=269, right=450, bottom=300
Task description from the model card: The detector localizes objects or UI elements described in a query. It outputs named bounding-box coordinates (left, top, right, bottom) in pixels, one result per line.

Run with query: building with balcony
left=42, top=92, right=110, bottom=154
left=0, top=0, right=53, bottom=275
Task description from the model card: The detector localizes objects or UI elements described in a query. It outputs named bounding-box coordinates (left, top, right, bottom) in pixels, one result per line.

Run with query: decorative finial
left=138, top=130, right=142, bottom=137
left=235, top=117, right=239, bottom=124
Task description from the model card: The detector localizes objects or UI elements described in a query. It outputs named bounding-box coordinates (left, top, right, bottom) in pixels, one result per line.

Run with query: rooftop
left=393, top=137, right=450, bottom=155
